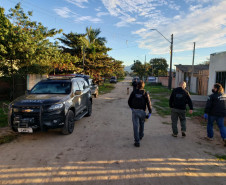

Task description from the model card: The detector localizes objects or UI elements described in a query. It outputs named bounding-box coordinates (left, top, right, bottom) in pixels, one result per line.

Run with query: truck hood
left=11, top=94, right=68, bottom=106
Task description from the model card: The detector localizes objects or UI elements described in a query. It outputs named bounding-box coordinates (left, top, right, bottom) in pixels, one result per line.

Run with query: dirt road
left=0, top=77, right=225, bottom=185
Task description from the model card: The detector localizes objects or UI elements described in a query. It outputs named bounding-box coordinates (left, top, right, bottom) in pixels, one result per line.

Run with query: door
left=216, top=71, right=226, bottom=90
left=72, top=80, right=82, bottom=114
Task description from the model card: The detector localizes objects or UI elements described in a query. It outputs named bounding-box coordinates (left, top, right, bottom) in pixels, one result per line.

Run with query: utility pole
left=150, top=29, right=173, bottom=90
left=168, top=34, right=173, bottom=90
left=190, top=42, right=196, bottom=91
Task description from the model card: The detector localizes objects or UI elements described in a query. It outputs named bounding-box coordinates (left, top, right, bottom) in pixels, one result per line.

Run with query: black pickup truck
left=8, top=76, right=92, bottom=135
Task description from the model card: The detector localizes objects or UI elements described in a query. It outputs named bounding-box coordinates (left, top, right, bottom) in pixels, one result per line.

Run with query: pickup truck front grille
left=13, top=106, right=41, bottom=127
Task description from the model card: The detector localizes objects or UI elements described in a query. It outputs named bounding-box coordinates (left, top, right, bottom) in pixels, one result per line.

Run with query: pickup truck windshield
left=30, top=82, right=71, bottom=94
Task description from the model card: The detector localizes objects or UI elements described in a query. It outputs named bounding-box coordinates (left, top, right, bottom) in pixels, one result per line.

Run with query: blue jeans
left=207, top=116, right=226, bottom=139
left=132, top=109, right=146, bottom=143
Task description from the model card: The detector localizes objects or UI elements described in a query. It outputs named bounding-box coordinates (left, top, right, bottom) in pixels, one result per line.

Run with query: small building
left=175, top=64, right=209, bottom=95
left=208, top=51, right=226, bottom=95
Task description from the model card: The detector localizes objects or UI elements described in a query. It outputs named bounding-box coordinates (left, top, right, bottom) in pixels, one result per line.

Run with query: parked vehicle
left=8, top=76, right=92, bottom=135
left=147, top=76, right=157, bottom=83
left=110, top=76, right=117, bottom=83
left=88, top=79, right=99, bottom=98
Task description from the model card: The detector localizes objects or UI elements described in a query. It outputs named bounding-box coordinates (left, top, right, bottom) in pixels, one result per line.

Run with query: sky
left=1, top=0, right=226, bottom=69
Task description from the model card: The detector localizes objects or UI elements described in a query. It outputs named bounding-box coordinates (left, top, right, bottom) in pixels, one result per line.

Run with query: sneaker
left=172, top=133, right=177, bottom=137
left=205, top=136, right=213, bottom=141
left=134, top=143, right=140, bottom=147
left=182, top=132, right=186, bottom=137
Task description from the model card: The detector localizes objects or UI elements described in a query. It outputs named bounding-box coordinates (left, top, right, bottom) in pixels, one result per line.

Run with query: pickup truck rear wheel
left=62, top=110, right=75, bottom=135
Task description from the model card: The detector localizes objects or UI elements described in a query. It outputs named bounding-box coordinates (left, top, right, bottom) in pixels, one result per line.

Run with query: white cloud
left=74, top=16, right=102, bottom=23
left=54, top=7, right=72, bottom=18
left=54, top=6, right=102, bottom=24
left=97, top=12, right=109, bottom=17
left=65, top=0, right=88, bottom=8
left=101, top=0, right=181, bottom=27
left=131, top=0, right=226, bottom=55
left=189, top=4, right=203, bottom=11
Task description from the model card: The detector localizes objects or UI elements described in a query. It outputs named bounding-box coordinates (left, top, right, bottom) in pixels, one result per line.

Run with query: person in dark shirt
left=128, top=80, right=152, bottom=147
left=204, top=83, right=226, bottom=146
left=169, top=81, right=193, bottom=137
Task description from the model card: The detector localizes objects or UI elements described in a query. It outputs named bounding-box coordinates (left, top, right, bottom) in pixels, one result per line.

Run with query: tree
left=0, top=3, right=62, bottom=76
left=58, top=27, right=114, bottom=78
left=198, top=58, right=210, bottom=65
left=149, top=58, right=168, bottom=77
left=131, top=60, right=151, bottom=79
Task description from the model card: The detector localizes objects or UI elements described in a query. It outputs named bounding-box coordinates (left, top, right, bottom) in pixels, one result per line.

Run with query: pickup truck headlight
left=48, top=103, right=64, bottom=111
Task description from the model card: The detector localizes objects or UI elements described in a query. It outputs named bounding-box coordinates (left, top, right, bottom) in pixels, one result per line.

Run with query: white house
left=208, top=51, right=226, bottom=95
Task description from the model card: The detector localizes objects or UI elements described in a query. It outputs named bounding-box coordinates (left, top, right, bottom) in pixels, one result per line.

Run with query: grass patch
left=186, top=108, right=204, bottom=117
left=0, top=134, right=18, bottom=145
left=117, top=77, right=125, bottom=82
left=145, top=84, right=204, bottom=118
left=214, top=154, right=226, bottom=161
left=145, top=84, right=171, bottom=116
left=0, top=101, right=9, bottom=128
left=99, top=82, right=115, bottom=95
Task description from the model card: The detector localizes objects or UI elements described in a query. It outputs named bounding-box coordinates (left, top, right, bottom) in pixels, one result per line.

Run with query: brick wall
left=158, top=77, right=175, bottom=88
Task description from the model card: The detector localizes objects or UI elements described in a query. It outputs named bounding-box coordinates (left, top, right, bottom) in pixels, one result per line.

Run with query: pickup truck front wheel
left=62, top=110, right=75, bottom=135
left=85, top=100, right=92, bottom=117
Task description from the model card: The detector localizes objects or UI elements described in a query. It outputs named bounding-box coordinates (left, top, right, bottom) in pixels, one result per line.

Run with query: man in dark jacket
left=169, top=81, right=193, bottom=137
left=204, top=83, right=226, bottom=146
left=128, top=80, right=152, bottom=147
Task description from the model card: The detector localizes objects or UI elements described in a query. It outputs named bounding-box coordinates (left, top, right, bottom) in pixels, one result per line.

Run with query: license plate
left=18, top=128, right=33, bottom=133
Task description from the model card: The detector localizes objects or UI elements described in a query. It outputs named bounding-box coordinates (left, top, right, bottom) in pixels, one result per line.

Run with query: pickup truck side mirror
left=75, top=90, right=82, bottom=95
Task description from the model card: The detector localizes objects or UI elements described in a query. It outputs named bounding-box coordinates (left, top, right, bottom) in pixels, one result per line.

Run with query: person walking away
left=204, top=83, right=226, bottom=146
left=132, top=79, right=138, bottom=91
left=128, top=80, right=152, bottom=147
left=169, top=81, right=193, bottom=137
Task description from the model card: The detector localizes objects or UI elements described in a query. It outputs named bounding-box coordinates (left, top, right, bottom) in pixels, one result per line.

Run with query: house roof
left=210, top=51, right=226, bottom=56
left=175, top=65, right=209, bottom=73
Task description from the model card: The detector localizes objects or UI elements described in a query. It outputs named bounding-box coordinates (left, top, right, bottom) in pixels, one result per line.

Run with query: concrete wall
left=190, top=76, right=197, bottom=93
left=27, top=74, right=48, bottom=90
left=208, top=52, right=226, bottom=95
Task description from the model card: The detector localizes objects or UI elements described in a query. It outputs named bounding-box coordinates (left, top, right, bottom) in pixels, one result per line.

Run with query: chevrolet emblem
left=23, top=109, right=33, bottom=113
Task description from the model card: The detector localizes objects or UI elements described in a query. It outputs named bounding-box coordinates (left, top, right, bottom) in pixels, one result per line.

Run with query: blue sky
left=2, top=0, right=226, bottom=69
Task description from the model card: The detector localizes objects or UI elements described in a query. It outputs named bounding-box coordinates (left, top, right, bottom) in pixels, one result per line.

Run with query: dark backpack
left=173, top=90, right=187, bottom=107
left=132, top=90, right=146, bottom=108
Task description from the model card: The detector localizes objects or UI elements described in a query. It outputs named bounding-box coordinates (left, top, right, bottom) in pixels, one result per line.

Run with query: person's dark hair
left=137, top=80, right=145, bottom=89
left=214, top=83, right=224, bottom=94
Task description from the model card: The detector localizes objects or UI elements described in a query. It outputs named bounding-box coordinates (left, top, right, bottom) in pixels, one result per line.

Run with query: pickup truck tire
left=62, top=110, right=75, bottom=135
left=85, top=100, right=92, bottom=117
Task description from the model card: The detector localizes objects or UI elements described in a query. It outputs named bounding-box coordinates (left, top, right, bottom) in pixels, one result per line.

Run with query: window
left=72, top=81, right=80, bottom=93
left=216, top=71, right=226, bottom=89
left=83, top=80, right=88, bottom=88
left=30, top=82, right=71, bottom=94
left=77, top=81, right=84, bottom=90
